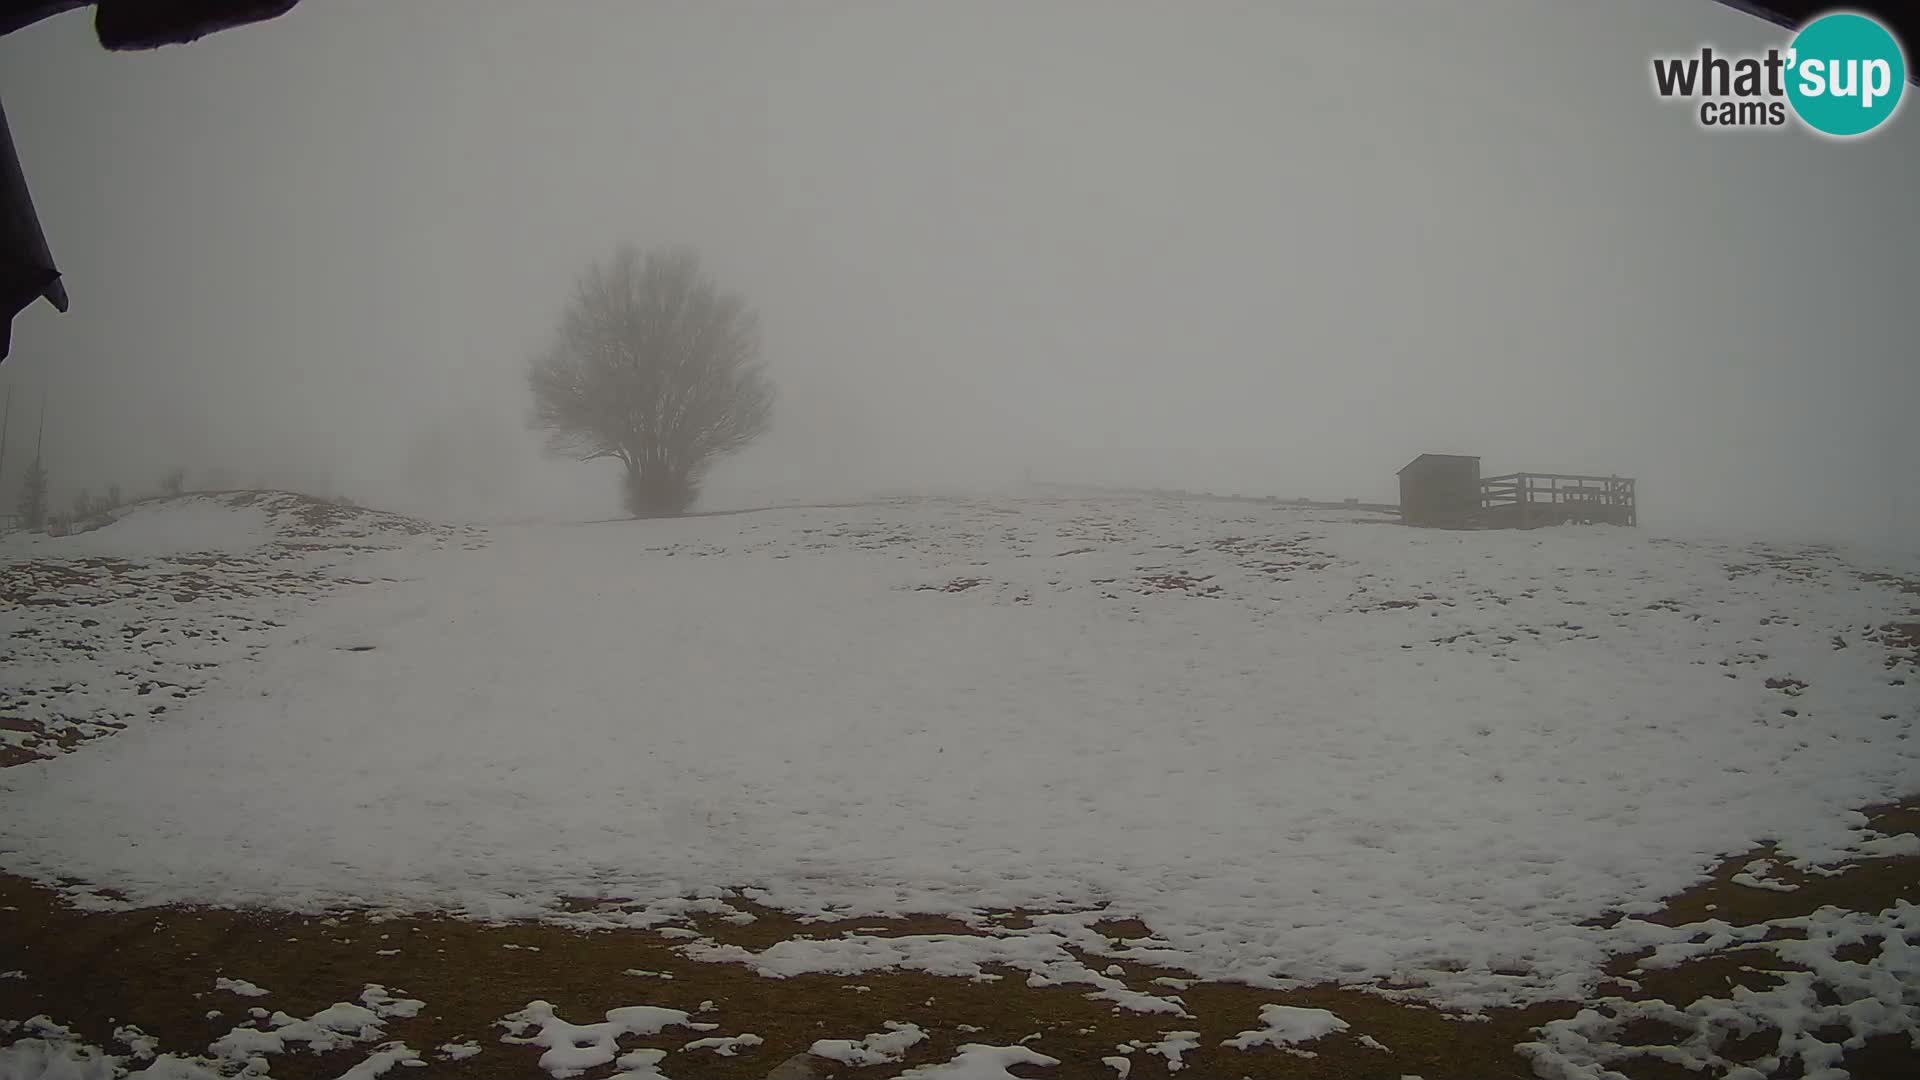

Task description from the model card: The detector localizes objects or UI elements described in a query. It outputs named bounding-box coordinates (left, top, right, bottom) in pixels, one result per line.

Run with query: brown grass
left=4, top=795, right=1916, bottom=1079
left=0, top=874, right=1575, bottom=1079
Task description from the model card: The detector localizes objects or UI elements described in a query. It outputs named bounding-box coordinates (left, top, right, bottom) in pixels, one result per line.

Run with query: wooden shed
left=1397, top=454, right=1481, bottom=528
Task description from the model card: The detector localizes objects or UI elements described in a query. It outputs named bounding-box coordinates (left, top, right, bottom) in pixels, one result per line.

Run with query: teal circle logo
left=1786, top=12, right=1906, bottom=137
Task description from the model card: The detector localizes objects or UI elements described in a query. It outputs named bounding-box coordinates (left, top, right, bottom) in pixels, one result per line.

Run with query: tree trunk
left=622, top=462, right=696, bottom=518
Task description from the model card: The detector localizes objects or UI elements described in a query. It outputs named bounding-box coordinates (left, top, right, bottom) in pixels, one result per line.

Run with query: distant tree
left=528, top=246, right=775, bottom=517
left=106, top=484, right=123, bottom=509
left=162, top=467, right=186, bottom=496
left=71, top=489, right=93, bottom=520
left=16, top=455, right=47, bottom=530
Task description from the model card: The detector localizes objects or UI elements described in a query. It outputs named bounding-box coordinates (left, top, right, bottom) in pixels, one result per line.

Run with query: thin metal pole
left=0, top=386, right=11, bottom=486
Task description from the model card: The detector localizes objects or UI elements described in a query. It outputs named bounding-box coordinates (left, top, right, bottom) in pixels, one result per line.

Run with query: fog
left=1, top=0, right=1915, bottom=546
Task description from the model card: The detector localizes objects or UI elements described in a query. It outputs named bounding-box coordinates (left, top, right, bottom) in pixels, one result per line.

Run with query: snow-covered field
left=2, top=492, right=1917, bottom=1022
left=0, top=492, right=479, bottom=764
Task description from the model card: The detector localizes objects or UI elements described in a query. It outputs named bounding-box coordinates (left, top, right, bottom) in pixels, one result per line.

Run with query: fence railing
left=1481, top=473, right=1636, bottom=526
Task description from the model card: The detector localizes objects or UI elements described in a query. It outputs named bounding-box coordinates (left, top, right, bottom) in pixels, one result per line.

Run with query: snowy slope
left=1, top=494, right=1915, bottom=1006
left=1, top=491, right=449, bottom=559
left=0, top=492, right=476, bottom=763
left=6, top=498, right=277, bottom=557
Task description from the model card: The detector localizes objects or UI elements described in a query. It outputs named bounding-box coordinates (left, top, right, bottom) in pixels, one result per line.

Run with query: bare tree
left=16, top=454, right=46, bottom=530
left=162, top=467, right=186, bottom=496
left=528, top=247, right=774, bottom=517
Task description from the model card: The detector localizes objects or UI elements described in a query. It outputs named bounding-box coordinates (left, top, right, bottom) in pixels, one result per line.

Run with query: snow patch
left=0, top=1017, right=225, bottom=1080
left=113, top=1025, right=158, bottom=1060
left=496, top=1000, right=694, bottom=1079
left=897, top=1044, right=1061, bottom=1079
left=1730, top=858, right=1798, bottom=893
left=685, top=932, right=1188, bottom=1014
left=332, top=1041, right=418, bottom=1080
left=360, top=985, right=425, bottom=1019
left=682, top=1033, right=762, bottom=1056
left=207, top=1002, right=386, bottom=1063
left=1144, top=1031, right=1201, bottom=1071
left=810, top=1020, right=928, bottom=1065
left=1222, top=1004, right=1349, bottom=1050
left=435, top=1040, right=482, bottom=1061
left=608, top=1048, right=669, bottom=1079
left=1521, top=901, right=1920, bottom=1079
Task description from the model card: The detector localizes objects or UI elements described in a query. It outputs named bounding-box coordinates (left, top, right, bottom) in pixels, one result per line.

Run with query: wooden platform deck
left=1479, top=472, right=1636, bottom=528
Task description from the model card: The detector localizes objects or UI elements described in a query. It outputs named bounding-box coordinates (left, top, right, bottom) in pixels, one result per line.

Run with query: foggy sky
left=1, top=0, right=1916, bottom=546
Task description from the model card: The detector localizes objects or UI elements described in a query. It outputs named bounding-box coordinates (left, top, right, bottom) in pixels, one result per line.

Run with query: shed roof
left=1397, top=453, right=1480, bottom=475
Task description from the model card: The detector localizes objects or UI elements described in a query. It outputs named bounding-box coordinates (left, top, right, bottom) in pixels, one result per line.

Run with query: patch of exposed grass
left=5, top=794, right=1917, bottom=1080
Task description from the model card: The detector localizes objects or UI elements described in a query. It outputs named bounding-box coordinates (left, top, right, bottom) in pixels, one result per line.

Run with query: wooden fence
left=1480, top=473, right=1636, bottom=528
